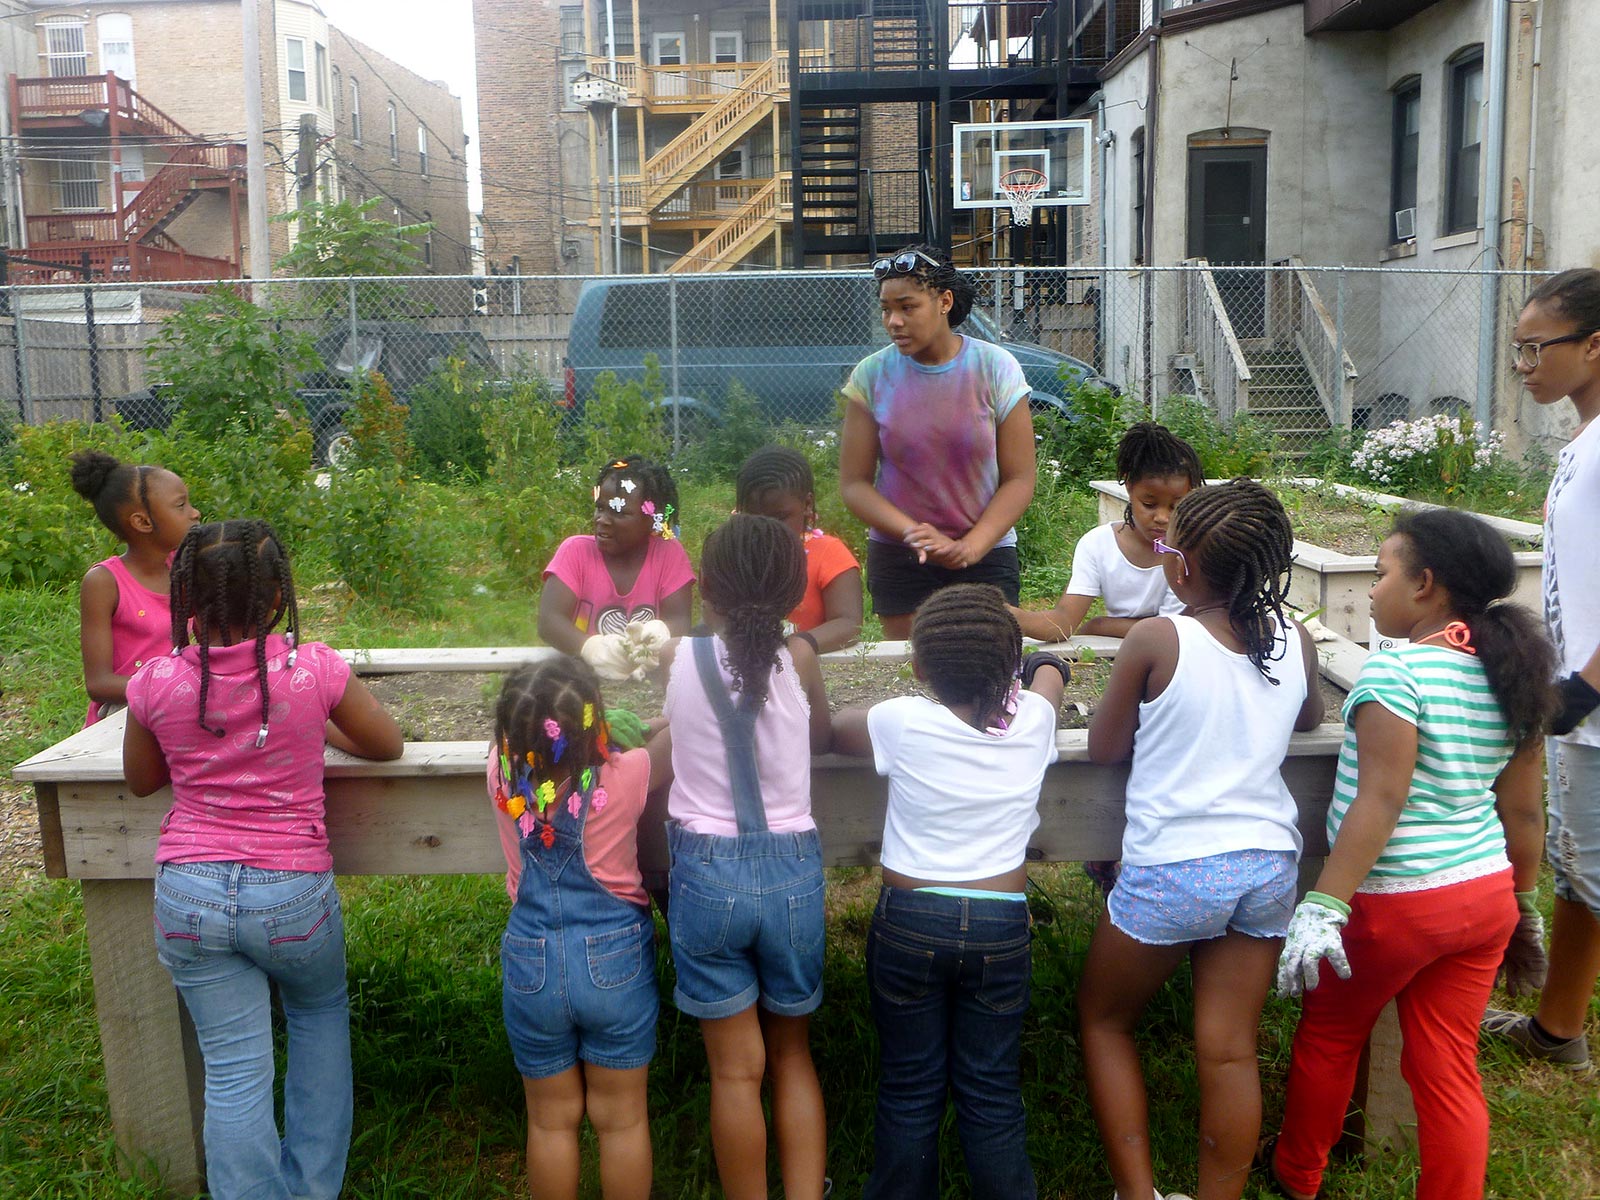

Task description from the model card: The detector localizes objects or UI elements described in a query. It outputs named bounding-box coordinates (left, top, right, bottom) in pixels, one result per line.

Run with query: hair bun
left=69, top=449, right=122, bottom=500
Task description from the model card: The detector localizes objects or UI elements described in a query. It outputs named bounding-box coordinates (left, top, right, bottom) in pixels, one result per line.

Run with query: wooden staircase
left=642, top=56, right=785, bottom=212
left=667, top=178, right=791, bottom=273
left=1241, top=347, right=1332, bottom=458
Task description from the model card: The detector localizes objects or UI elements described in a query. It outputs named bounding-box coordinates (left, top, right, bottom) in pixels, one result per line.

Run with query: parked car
left=562, top=274, right=1107, bottom=428
left=117, top=321, right=499, bottom=463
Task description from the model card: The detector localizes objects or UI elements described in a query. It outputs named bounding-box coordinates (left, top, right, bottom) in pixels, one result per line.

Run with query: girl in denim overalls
left=662, top=514, right=834, bottom=1200
left=490, top=657, right=671, bottom=1200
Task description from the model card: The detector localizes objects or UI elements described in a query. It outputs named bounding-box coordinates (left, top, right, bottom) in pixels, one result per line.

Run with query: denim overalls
left=500, top=776, right=658, bottom=1079
left=666, top=637, right=826, bottom=1020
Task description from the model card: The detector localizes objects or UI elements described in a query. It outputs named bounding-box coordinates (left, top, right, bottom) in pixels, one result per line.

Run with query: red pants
left=1274, top=870, right=1517, bottom=1200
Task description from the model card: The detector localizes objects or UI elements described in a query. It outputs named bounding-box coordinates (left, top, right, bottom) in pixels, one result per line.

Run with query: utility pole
left=242, top=0, right=271, bottom=279
left=296, top=113, right=319, bottom=210
left=572, top=73, right=627, bottom=274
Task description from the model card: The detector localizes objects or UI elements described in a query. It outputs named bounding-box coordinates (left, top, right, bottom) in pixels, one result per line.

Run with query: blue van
left=562, top=272, right=1104, bottom=425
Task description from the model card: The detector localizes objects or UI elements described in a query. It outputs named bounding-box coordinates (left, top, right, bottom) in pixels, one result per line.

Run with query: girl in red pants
left=1269, top=509, right=1558, bottom=1200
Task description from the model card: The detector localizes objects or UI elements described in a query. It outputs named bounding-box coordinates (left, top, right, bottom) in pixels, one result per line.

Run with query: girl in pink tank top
left=70, top=449, right=200, bottom=724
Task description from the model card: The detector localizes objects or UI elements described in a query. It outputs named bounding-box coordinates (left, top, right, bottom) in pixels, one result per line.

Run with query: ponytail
left=1391, top=510, right=1559, bottom=744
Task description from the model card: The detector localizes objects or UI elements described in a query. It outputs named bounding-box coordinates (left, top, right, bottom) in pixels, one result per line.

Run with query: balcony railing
left=13, top=72, right=192, bottom=142
left=594, top=49, right=822, bottom=106
left=8, top=241, right=236, bottom=286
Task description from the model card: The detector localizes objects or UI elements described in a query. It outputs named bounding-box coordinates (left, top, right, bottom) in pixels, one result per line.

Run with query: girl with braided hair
left=538, top=454, right=695, bottom=678
left=660, top=514, right=833, bottom=1200
left=1080, top=479, right=1322, bottom=1200
left=1013, top=421, right=1202, bottom=643
left=840, top=244, right=1036, bottom=639
left=735, top=444, right=863, bottom=652
left=831, top=583, right=1069, bottom=1200
left=122, top=520, right=401, bottom=1200
left=70, top=448, right=200, bottom=724
left=489, top=656, right=672, bottom=1200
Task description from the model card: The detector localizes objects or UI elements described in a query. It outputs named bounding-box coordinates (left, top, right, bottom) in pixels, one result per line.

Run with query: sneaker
left=1481, top=1007, right=1593, bottom=1071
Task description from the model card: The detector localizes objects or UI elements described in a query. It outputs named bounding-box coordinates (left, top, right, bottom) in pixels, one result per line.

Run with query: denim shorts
left=501, top=916, right=659, bottom=1079
left=1108, top=848, right=1298, bottom=945
left=667, top=823, right=825, bottom=1019
left=1548, top=739, right=1600, bottom=918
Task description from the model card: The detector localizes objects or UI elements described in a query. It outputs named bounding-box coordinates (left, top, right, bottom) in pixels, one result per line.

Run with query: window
left=1390, top=78, right=1420, bottom=242
left=423, top=230, right=433, bottom=268
left=96, top=14, right=135, bottom=86
left=331, top=66, right=342, bottom=118
left=1131, top=127, right=1146, bottom=265
left=418, top=126, right=428, bottom=176
left=315, top=42, right=328, bottom=109
left=51, top=151, right=100, bottom=211
left=350, top=80, right=362, bottom=143
left=1445, top=48, right=1483, bottom=234
left=388, top=102, right=398, bottom=161
left=559, top=5, right=583, bottom=56
left=43, top=18, right=87, bottom=76
left=712, top=31, right=741, bottom=63
left=118, top=144, right=145, bottom=183
left=286, top=37, right=306, bottom=101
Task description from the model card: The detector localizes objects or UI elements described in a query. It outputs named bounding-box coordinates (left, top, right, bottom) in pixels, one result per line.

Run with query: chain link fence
left=0, top=263, right=1557, bottom=461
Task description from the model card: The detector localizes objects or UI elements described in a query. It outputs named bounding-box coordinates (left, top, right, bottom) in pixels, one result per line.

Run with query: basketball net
left=999, top=175, right=1046, bottom=227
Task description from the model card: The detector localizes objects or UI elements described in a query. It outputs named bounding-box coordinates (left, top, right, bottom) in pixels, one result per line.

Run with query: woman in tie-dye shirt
left=839, top=244, right=1036, bottom=639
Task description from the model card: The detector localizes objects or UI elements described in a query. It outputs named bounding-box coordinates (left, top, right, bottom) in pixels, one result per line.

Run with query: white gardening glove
left=1276, top=891, right=1353, bottom=998
left=579, top=632, right=636, bottom=681
left=620, top=619, right=671, bottom=680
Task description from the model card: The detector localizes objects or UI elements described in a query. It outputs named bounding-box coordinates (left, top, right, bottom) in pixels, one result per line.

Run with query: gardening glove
left=605, top=707, right=648, bottom=750
left=1497, top=891, right=1548, bottom=998
left=1021, top=650, right=1071, bottom=689
left=1551, top=673, right=1600, bottom=737
left=579, top=632, right=636, bottom=681
left=620, top=620, right=671, bottom=679
left=1276, top=892, right=1353, bottom=998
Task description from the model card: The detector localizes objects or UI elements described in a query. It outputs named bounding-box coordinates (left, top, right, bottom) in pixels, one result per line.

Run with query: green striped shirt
left=1328, top=647, right=1514, bottom=880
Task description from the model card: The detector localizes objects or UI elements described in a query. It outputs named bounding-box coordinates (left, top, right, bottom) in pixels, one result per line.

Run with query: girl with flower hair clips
left=490, top=655, right=672, bottom=1200
left=538, top=455, right=694, bottom=679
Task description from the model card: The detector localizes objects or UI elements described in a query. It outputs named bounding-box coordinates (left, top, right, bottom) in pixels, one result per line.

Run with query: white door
left=97, top=14, right=135, bottom=86
left=653, top=31, right=686, bottom=98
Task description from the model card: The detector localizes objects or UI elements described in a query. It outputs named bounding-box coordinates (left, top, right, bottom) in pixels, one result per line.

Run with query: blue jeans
left=863, top=886, right=1036, bottom=1200
left=1548, top=739, right=1600, bottom=918
left=153, top=863, right=351, bottom=1200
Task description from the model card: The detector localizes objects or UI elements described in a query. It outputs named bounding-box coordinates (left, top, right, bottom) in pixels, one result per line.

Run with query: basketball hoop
left=998, top=167, right=1048, bottom=226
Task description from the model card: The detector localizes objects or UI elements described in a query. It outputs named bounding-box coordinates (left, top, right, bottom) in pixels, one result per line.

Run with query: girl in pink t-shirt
left=490, top=656, right=671, bottom=1200
left=538, top=455, right=695, bottom=676
left=70, top=449, right=200, bottom=725
left=123, top=520, right=402, bottom=1200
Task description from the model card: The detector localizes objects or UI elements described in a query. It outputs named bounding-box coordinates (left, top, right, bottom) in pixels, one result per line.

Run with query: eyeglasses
left=872, top=249, right=944, bottom=280
left=1509, top=328, right=1600, bottom=370
left=1153, top=536, right=1188, bottom=576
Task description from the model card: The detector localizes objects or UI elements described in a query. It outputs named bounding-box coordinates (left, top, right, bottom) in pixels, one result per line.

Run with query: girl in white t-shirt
left=1080, top=479, right=1323, bottom=1200
left=1013, top=423, right=1202, bottom=643
left=833, top=584, right=1068, bottom=1199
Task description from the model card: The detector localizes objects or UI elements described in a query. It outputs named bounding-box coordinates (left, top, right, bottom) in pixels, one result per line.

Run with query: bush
left=0, top=420, right=124, bottom=588
left=1157, top=395, right=1274, bottom=479
left=566, top=358, right=669, bottom=469
left=1348, top=413, right=1504, bottom=499
left=323, top=468, right=450, bottom=615
left=406, top=358, right=490, bottom=482
left=672, top=379, right=772, bottom=480
left=1018, top=415, right=1101, bottom=601
left=343, top=371, right=412, bottom=473
left=1038, top=378, right=1136, bottom=484
left=481, top=377, right=588, bottom=587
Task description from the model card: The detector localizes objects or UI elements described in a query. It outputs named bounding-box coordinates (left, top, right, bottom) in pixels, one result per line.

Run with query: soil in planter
left=367, top=657, right=1349, bottom=744
left=1274, top=485, right=1542, bottom=555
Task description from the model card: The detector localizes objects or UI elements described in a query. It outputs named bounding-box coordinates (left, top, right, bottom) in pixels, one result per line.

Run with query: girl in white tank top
left=1079, top=480, right=1323, bottom=1200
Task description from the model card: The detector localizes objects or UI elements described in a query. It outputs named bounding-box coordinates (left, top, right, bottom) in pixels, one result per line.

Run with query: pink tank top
left=85, top=555, right=173, bottom=726
left=665, top=636, right=815, bottom=836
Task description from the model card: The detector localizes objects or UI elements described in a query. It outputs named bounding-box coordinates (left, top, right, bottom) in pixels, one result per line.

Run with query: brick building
left=7, top=0, right=467, bottom=281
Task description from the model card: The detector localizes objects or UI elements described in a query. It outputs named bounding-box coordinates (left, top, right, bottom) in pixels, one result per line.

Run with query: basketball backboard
left=953, top=119, right=1092, bottom=211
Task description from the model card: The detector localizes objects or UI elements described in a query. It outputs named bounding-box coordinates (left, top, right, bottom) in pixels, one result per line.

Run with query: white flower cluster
left=1350, top=414, right=1504, bottom=487
left=12, top=481, right=29, bottom=494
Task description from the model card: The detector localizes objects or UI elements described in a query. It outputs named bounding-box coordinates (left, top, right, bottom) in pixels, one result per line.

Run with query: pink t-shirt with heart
left=543, top=534, right=695, bottom=636
left=126, top=635, right=351, bottom=871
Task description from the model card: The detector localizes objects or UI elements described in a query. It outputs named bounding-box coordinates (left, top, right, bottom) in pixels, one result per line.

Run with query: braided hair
left=735, top=445, right=813, bottom=515
left=493, top=656, right=610, bottom=797
left=1390, top=509, right=1559, bottom=745
left=597, top=454, right=680, bottom=536
left=910, top=584, right=1023, bottom=732
left=1167, top=479, right=1295, bottom=683
left=169, top=520, right=299, bottom=741
left=879, top=243, right=976, bottom=328
left=700, top=514, right=806, bottom=705
left=1116, top=422, right=1204, bottom=524
left=70, top=449, right=156, bottom=539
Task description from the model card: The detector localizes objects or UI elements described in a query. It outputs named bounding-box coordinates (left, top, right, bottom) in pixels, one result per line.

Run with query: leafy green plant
left=343, top=371, right=412, bottom=472
left=481, top=377, right=587, bottom=587
left=144, top=289, right=319, bottom=443
left=1157, top=395, right=1274, bottom=479
left=672, top=379, right=771, bottom=479
left=0, top=420, right=123, bottom=588
left=323, top=468, right=450, bottom=614
left=276, top=197, right=431, bottom=316
left=405, top=357, right=490, bottom=482
left=566, top=357, right=669, bottom=469
left=1018, top=416, right=1100, bottom=602
left=1038, top=377, right=1137, bottom=484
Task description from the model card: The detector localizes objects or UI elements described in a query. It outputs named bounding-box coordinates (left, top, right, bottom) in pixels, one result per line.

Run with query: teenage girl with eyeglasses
left=1080, top=479, right=1322, bottom=1200
left=1480, top=267, right=1600, bottom=1072
left=839, top=244, right=1036, bottom=640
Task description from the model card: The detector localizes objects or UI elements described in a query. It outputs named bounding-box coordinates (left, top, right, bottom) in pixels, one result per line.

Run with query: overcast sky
left=318, top=0, right=483, bottom=210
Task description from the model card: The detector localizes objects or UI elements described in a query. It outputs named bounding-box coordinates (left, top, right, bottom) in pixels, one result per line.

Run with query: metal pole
left=13, top=272, right=29, bottom=424
left=1476, top=0, right=1510, bottom=435
left=595, top=109, right=615, bottom=274
left=669, top=276, right=681, bottom=455
left=993, top=263, right=1002, bottom=334
left=605, top=0, right=622, bottom=272
left=1334, top=269, right=1347, bottom=429
left=1, top=258, right=21, bottom=422
left=83, top=252, right=102, bottom=423
left=242, top=0, right=272, bottom=281
left=347, top=275, right=359, bottom=370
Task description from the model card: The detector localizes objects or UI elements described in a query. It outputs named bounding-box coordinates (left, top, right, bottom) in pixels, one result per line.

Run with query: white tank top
left=1122, top=612, right=1307, bottom=866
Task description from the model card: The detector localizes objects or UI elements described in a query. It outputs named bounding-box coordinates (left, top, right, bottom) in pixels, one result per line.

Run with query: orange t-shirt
left=790, top=532, right=860, bottom=632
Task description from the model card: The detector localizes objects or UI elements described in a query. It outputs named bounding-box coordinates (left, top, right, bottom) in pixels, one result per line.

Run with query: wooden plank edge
left=35, top=782, right=67, bottom=878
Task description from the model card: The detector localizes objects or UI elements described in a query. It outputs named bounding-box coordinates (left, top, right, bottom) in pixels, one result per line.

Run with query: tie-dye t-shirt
left=126, top=634, right=352, bottom=871
left=842, top=335, right=1029, bottom=544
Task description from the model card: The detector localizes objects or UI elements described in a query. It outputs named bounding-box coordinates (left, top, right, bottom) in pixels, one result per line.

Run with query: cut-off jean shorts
left=1548, top=739, right=1600, bottom=918
left=1108, top=848, right=1299, bottom=946
left=667, top=823, right=826, bottom=1020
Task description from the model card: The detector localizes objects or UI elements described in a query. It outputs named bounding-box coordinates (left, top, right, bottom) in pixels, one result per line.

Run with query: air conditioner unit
left=1394, top=207, right=1417, bottom=241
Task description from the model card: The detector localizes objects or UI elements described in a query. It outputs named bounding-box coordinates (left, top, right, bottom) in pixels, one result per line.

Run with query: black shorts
left=865, top=540, right=1021, bottom=617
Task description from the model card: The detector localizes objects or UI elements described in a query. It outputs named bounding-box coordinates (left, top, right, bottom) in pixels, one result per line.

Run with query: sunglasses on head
left=872, top=249, right=945, bottom=280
